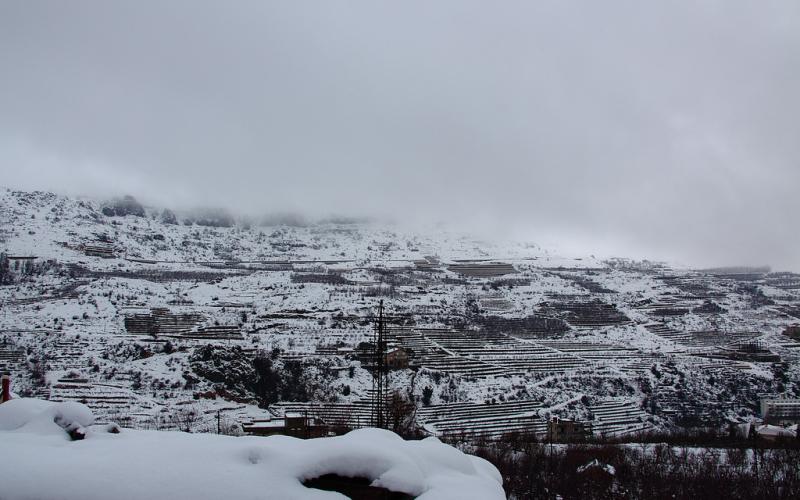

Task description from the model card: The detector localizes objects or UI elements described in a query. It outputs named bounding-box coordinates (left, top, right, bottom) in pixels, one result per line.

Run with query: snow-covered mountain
left=1, top=187, right=798, bottom=437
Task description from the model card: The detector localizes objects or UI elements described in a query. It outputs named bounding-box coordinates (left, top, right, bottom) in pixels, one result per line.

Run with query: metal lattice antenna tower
left=370, top=300, right=387, bottom=428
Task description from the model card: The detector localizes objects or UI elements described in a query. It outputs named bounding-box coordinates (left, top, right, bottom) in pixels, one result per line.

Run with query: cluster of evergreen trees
left=189, top=345, right=326, bottom=407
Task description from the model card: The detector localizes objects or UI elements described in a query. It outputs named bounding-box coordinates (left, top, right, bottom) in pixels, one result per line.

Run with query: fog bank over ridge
left=1, top=1, right=798, bottom=271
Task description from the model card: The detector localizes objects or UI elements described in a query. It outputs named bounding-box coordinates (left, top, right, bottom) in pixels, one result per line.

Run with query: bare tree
left=170, top=405, right=201, bottom=432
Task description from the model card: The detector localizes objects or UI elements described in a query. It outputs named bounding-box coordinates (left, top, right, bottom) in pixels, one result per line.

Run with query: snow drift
left=0, top=398, right=504, bottom=499
left=0, top=398, right=94, bottom=437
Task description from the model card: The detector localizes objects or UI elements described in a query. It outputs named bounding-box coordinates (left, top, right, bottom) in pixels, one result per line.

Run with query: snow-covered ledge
left=0, top=399, right=504, bottom=499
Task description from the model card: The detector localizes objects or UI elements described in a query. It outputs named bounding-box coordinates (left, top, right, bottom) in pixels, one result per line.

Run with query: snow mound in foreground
left=0, top=398, right=504, bottom=500
left=0, top=398, right=94, bottom=435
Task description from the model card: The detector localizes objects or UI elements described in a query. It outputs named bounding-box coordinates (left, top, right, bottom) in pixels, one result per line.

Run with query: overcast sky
left=1, top=1, right=799, bottom=270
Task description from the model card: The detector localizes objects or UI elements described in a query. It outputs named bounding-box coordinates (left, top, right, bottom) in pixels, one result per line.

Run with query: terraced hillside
left=1, top=187, right=798, bottom=439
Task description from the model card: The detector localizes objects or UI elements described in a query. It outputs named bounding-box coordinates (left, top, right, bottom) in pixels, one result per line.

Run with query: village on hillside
left=2, top=188, right=799, bottom=449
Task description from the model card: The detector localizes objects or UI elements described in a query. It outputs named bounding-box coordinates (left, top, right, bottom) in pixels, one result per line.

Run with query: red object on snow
left=1, top=375, right=11, bottom=403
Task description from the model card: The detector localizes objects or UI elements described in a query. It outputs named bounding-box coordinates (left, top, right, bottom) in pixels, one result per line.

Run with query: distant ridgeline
left=100, top=195, right=235, bottom=228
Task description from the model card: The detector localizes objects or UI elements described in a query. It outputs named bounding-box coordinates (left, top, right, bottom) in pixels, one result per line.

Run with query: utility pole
left=370, top=300, right=387, bottom=429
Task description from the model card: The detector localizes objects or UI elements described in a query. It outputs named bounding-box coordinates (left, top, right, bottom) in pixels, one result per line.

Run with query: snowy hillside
left=1, top=187, right=799, bottom=438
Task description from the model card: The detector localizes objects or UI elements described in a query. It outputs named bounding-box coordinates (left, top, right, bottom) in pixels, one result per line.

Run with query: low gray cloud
left=2, top=1, right=799, bottom=269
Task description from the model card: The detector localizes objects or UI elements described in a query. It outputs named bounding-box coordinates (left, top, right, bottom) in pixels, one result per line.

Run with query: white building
left=760, top=397, right=800, bottom=424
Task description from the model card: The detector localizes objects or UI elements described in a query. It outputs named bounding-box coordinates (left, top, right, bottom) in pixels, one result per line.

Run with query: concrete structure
left=242, top=412, right=327, bottom=438
left=783, top=325, right=800, bottom=340
left=81, top=243, right=115, bottom=258
left=547, top=417, right=590, bottom=442
left=760, top=397, right=800, bottom=425
left=6, top=256, right=36, bottom=267
left=755, top=424, right=797, bottom=442
left=716, top=343, right=781, bottom=362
